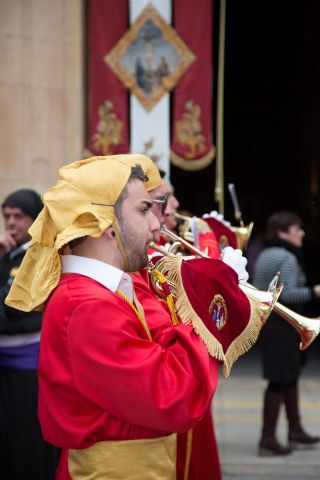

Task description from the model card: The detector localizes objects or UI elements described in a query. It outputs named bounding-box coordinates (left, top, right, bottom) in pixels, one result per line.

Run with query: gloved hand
left=221, top=246, right=249, bottom=284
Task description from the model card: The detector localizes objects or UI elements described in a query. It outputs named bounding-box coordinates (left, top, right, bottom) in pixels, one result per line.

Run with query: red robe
left=134, top=272, right=222, bottom=480
left=38, top=273, right=219, bottom=479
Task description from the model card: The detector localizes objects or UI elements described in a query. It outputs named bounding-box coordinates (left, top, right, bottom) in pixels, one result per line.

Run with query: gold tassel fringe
left=222, top=298, right=263, bottom=378
left=170, top=147, right=215, bottom=171
left=155, top=256, right=265, bottom=378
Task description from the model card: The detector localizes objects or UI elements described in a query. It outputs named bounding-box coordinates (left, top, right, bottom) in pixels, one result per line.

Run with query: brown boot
left=284, top=383, right=320, bottom=449
left=258, top=387, right=293, bottom=456
left=289, top=427, right=320, bottom=449
left=259, top=436, right=292, bottom=456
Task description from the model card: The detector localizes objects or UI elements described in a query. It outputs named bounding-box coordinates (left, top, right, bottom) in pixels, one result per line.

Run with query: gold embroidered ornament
left=91, top=100, right=123, bottom=155
left=170, top=100, right=215, bottom=171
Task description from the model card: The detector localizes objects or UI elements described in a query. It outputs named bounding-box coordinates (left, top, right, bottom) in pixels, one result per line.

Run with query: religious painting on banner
left=86, top=0, right=214, bottom=175
left=105, top=3, right=195, bottom=112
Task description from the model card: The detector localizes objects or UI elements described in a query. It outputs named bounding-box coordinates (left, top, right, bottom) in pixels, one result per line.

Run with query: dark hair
left=2, top=189, right=42, bottom=220
left=114, top=164, right=148, bottom=221
left=158, top=168, right=166, bottom=179
left=266, top=210, right=302, bottom=241
left=68, top=236, right=88, bottom=249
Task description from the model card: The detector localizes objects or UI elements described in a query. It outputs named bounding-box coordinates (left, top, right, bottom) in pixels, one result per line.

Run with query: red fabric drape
left=170, top=0, right=214, bottom=170
left=177, top=409, right=222, bottom=480
left=86, top=0, right=129, bottom=155
left=198, top=231, right=220, bottom=259
left=204, top=217, right=238, bottom=250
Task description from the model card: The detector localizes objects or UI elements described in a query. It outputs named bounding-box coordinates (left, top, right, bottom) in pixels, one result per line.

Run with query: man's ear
left=104, top=226, right=116, bottom=239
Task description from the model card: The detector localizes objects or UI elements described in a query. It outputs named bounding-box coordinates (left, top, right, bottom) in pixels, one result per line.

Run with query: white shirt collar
left=61, top=255, right=133, bottom=302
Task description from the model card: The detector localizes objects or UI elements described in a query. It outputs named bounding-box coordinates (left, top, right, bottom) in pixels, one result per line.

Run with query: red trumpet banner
left=204, top=217, right=238, bottom=251
left=170, top=0, right=215, bottom=171
left=86, top=0, right=130, bottom=156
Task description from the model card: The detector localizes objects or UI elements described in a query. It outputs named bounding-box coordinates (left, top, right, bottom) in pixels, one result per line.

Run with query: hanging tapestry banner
left=86, top=0, right=129, bottom=156
left=170, top=0, right=215, bottom=171
left=128, top=0, right=172, bottom=176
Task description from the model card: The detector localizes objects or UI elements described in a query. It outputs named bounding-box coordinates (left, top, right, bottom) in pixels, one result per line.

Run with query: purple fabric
left=0, top=342, right=40, bottom=369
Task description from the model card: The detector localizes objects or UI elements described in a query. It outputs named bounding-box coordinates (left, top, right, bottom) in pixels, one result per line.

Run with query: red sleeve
left=67, top=295, right=218, bottom=433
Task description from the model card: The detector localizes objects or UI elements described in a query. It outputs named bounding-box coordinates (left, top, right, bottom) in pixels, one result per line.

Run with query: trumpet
left=175, top=212, right=253, bottom=252
left=149, top=227, right=320, bottom=351
left=227, top=182, right=254, bottom=250
left=175, top=212, right=212, bottom=244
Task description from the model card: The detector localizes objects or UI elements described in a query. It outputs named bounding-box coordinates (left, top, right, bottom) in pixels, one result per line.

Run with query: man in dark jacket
left=0, top=189, right=59, bottom=479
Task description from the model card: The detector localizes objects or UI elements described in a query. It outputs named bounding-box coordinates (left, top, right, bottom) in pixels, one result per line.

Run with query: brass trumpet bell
left=230, top=222, right=254, bottom=251
left=272, top=303, right=320, bottom=351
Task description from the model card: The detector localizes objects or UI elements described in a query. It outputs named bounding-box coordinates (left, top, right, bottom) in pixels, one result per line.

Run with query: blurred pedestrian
left=253, top=210, right=320, bottom=456
left=0, top=189, right=59, bottom=478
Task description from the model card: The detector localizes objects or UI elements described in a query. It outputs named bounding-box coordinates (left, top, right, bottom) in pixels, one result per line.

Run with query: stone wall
left=0, top=0, right=84, bottom=210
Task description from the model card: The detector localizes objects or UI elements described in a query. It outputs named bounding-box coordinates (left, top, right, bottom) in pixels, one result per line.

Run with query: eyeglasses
left=91, top=203, right=114, bottom=207
left=152, top=195, right=168, bottom=215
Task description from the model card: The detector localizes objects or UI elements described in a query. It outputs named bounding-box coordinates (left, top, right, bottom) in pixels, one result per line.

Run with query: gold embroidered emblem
left=91, top=100, right=123, bottom=155
left=208, top=294, right=227, bottom=331
left=219, top=234, right=230, bottom=251
left=175, top=100, right=207, bottom=158
left=143, top=137, right=162, bottom=165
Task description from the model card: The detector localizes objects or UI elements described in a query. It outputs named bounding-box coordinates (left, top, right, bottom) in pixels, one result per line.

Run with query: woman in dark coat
left=253, top=211, right=320, bottom=456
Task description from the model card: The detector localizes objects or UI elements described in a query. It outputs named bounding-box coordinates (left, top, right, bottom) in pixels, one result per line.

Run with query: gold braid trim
left=151, top=268, right=179, bottom=326
left=116, top=290, right=152, bottom=341
left=157, top=256, right=225, bottom=364
left=222, top=297, right=263, bottom=378
left=170, top=147, right=215, bottom=171
left=183, top=429, right=193, bottom=480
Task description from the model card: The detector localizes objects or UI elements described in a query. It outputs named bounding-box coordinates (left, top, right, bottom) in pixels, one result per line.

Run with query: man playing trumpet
left=121, top=156, right=224, bottom=480
left=6, top=155, right=264, bottom=480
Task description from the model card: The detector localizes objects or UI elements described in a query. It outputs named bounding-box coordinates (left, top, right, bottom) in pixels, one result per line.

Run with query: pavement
left=211, top=340, right=320, bottom=479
